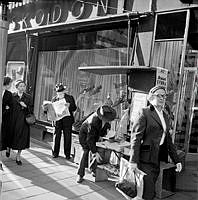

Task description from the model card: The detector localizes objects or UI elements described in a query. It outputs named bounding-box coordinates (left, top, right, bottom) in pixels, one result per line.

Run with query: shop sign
left=156, top=67, right=168, bottom=88
left=9, top=0, right=125, bottom=32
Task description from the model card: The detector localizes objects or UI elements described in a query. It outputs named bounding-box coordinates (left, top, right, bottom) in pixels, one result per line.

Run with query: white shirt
left=154, top=107, right=166, bottom=145
left=2, top=89, right=5, bottom=97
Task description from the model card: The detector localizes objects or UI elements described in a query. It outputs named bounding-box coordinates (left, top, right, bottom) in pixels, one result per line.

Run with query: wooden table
left=94, top=140, right=131, bottom=181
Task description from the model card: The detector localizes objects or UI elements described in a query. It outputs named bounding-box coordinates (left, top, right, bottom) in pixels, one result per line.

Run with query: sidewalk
left=0, top=138, right=197, bottom=200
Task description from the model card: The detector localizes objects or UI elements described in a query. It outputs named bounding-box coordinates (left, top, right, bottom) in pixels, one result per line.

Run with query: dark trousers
left=77, top=149, right=97, bottom=177
left=139, top=162, right=160, bottom=200
left=53, top=118, right=72, bottom=157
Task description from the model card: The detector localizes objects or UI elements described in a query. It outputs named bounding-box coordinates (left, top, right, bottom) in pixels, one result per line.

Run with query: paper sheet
left=52, top=98, right=70, bottom=120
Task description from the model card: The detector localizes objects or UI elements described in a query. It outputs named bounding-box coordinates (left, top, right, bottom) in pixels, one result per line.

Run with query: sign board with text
left=156, top=67, right=168, bottom=89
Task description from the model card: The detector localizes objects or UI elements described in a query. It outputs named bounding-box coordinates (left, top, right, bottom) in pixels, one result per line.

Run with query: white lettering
left=52, top=4, right=62, bottom=23
left=35, top=9, right=45, bottom=26
left=46, top=12, right=50, bottom=25
left=71, top=0, right=85, bottom=19
left=97, top=0, right=108, bottom=14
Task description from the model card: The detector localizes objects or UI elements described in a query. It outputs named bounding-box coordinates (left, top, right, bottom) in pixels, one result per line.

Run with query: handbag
left=25, top=113, right=36, bottom=125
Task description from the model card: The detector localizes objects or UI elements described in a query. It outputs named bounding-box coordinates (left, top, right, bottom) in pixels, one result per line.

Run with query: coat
left=130, top=105, right=180, bottom=166
left=11, top=92, right=33, bottom=150
left=0, top=90, right=13, bottom=150
left=79, top=112, right=111, bottom=153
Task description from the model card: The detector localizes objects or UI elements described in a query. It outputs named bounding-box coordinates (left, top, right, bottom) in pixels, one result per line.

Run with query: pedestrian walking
left=76, top=105, right=116, bottom=183
left=129, top=85, right=182, bottom=200
left=11, top=80, right=34, bottom=165
left=0, top=77, right=13, bottom=169
left=52, top=83, right=77, bottom=160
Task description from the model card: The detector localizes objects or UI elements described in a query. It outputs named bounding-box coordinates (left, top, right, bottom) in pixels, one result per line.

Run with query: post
left=0, top=5, right=9, bottom=153
left=0, top=3, right=9, bottom=196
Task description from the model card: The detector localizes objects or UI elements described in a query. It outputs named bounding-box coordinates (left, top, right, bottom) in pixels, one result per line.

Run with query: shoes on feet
left=91, top=171, right=96, bottom=177
left=65, top=156, right=71, bottom=160
left=16, top=159, right=22, bottom=165
left=52, top=150, right=58, bottom=158
left=76, top=175, right=84, bottom=183
left=6, top=149, right=10, bottom=157
left=52, top=154, right=58, bottom=158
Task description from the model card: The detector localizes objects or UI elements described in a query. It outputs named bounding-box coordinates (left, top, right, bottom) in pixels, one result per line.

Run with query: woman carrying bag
left=11, top=80, right=34, bottom=165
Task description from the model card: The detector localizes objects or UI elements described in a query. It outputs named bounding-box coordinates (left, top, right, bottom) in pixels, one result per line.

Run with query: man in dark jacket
left=52, top=83, right=77, bottom=159
left=130, top=85, right=182, bottom=200
left=76, top=105, right=116, bottom=183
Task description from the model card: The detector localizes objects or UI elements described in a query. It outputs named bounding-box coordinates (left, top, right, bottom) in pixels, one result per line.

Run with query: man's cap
left=149, top=85, right=166, bottom=94
left=97, top=105, right=116, bottom=122
left=55, top=83, right=66, bottom=92
left=147, top=85, right=166, bottom=101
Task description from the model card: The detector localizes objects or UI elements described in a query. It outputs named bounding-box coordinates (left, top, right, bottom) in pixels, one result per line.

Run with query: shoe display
left=16, top=159, right=22, bottom=165
left=76, top=175, right=84, bottom=183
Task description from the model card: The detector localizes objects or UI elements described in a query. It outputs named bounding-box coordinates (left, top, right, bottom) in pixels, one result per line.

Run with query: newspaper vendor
left=76, top=105, right=116, bottom=183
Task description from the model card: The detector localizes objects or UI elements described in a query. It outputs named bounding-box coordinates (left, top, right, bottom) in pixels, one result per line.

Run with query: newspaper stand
left=78, top=65, right=175, bottom=199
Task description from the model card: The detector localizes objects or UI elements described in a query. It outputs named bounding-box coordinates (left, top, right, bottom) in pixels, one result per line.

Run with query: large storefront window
left=34, top=27, right=131, bottom=125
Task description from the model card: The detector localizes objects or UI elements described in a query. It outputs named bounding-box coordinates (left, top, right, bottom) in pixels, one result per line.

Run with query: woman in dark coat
left=0, top=77, right=13, bottom=166
left=11, top=80, right=33, bottom=165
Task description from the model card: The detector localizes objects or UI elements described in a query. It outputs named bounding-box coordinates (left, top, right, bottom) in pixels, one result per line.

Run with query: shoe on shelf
left=6, top=149, right=10, bottom=157
left=16, top=159, right=22, bottom=165
left=76, top=175, right=84, bottom=183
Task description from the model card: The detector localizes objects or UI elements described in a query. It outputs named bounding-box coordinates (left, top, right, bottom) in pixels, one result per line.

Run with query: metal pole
left=127, top=17, right=131, bottom=66
left=25, top=32, right=30, bottom=92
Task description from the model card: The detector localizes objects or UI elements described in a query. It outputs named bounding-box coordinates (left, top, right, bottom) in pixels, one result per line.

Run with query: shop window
left=34, top=27, right=132, bottom=125
left=155, top=11, right=187, bottom=40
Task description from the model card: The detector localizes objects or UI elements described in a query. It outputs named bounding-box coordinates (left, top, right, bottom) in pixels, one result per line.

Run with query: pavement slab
left=0, top=139, right=197, bottom=200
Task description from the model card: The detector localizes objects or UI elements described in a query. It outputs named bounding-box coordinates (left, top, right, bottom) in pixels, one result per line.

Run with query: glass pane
left=155, top=11, right=187, bottom=39
left=151, top=40, right=183, bottom=126
left=175, top=69, right=196, bottom=150
left=39, top=28, right=129, bottom=51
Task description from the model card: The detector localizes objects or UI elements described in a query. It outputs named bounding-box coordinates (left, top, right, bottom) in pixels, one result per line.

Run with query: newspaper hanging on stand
left=43, top=98, right=70, bottom=121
